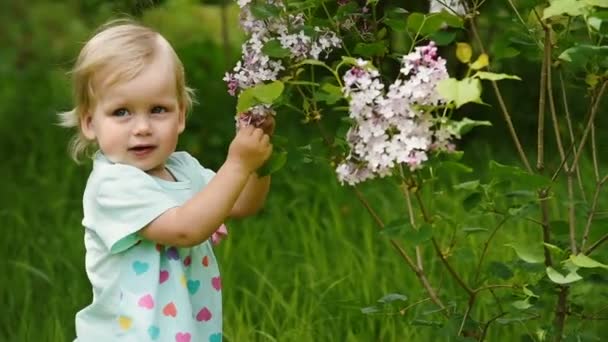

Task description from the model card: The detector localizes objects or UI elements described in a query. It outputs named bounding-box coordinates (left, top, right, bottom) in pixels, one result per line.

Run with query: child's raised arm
left=139, top=126, right=272, bottom=247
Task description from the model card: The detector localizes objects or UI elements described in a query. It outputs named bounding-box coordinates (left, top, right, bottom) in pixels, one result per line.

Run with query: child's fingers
left=261, top=134, right=270, bottom=146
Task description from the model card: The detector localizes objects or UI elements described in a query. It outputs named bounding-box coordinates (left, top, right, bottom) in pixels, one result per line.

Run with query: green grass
left=1, top=122, right=607, bottom=341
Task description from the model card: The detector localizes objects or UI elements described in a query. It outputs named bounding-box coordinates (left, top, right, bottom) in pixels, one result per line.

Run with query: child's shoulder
left=167, top=151, right=209, bottom=172
left=85, top=154, right=154, bottom=194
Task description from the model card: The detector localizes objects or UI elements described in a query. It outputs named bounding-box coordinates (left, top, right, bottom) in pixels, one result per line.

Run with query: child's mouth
left=129, top=145, right=156, bottom=157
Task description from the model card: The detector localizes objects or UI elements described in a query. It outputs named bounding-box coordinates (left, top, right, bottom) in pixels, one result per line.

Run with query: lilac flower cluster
left=224, top=0, right=341, bottom=98
left=225, top=0, right=342, bottom=126
left=429, top=0, right=467, bottom=15
left=336, top=42, right=455, bottom=185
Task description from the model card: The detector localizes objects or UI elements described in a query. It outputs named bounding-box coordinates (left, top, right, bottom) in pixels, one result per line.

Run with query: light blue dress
left=74, top=152, right=222, bottom=342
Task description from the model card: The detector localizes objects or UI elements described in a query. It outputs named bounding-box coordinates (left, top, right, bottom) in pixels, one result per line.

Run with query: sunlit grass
left=1, top=123, right=606, bottom=341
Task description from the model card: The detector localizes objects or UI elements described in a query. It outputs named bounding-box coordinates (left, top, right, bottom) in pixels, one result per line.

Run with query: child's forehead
left=92, top=50, right=176, bottom=94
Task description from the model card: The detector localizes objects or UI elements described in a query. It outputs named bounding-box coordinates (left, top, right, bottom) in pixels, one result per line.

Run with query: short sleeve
left=85, top=164, right=180, bottom=254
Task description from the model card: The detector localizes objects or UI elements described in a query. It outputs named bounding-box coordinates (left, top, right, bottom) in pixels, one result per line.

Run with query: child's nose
left=133, top=115, right=152, bottom=135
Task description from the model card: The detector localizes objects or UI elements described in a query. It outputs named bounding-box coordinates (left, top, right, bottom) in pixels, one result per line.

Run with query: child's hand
left=226, top=126, right=272, bottom=174
left=258, top=114, right=275, bottom=136
left=236, top=112, right=275, bottom=136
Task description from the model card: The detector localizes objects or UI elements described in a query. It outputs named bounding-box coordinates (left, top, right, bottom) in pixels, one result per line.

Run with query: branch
left=553, top=286, right=569, bottom=342
left=473, top=216, right=509, bottom=284
left=581, top=174, right=608, bottom=251
left=474, top=284, right=515, bottom=294
left=469, top=17, right=532, bottom=173
left=351, top=186, right=447, bottom=311
left=585, top=232, right=608, bottom=256
left=559, top=71, right=589, bottom=199
left=539, top=189, right=554, bottom=267
left=431, top=238, right=474, bottom=295
left=536, top=28, right=549, bottom=171
left=571, top=81, right=608, bottom=169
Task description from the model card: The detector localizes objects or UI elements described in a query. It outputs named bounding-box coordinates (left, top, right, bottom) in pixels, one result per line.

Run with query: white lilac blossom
left=336, top=42, right=455, bottom=185
left=225, top=0, right=342, bottom=99
left=236, top=105, right=276, bottom=129
left=429, top=0, right=467, bottom=15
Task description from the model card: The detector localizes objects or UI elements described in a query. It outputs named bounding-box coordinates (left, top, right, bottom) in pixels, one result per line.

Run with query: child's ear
left=81, top=113, right=96, bottom=140
left=178, top=106, right=186, bottom=134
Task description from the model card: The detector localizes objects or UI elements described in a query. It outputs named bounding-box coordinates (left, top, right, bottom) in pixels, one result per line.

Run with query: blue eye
left=112, top=108, right=130, bottom=117
left=151, top=106, right=167, bottom=114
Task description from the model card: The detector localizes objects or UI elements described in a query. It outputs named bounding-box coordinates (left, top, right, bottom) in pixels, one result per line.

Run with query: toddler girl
left=60, top=19, right=273, bottom=342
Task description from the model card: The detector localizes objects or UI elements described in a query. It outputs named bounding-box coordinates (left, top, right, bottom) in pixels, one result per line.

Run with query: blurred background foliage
left=1, top=0, right=606, bottom=341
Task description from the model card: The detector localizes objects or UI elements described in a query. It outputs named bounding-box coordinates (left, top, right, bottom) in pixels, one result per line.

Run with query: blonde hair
left=59, top=19, right=195, bottom=162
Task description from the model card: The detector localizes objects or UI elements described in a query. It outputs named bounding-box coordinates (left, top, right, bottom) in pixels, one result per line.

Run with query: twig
left=581, top=174, right=608, bottom=251
left=539, top=189, right=554, bottom=267
left=545, top=36, right=577, bottom=254
left=591, top=123, right=600, bottom=182
left=351, top=186, right=447, bottom=311
left=431, top=238, right=474, bottom=296
left=479, top=313, right=508, bottom=341
left=390, top=239, right=446, bottom=312
left=571, top=81, right=608, bottom=169
left=399, top=297, right=431, bottom=315
left=553, top=286, right=569, bottom=342
left=585, top=232, right=608, bottom=256
left=458, top=295, right=476, bottom=336
left=474, top=284, right=515, bottom=294
left=401, top=180, right=425, bottom=271
left=559, top=71, right=588, bottom=199
left=536, top=28, right=549, bottom=171
left=473, top=217, right=509, bottom=284
left=469, top=17, right=532, bottom=173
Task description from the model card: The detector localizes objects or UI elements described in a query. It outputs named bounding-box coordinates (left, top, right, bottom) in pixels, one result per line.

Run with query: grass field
left=1, top=120, right=606, bottom=341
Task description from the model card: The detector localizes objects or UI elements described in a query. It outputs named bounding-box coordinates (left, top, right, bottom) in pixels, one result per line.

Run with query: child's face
left=81, top=53, right=186, bottom=177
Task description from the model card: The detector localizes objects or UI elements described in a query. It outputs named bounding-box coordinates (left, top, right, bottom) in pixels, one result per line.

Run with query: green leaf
left=558, top=45, right=608, bottom=66
left=542, top=0, right=587, bottom=19
left=489, top=261, right=514, bottom=280
left=569, top=254, right=608, bottom=269
left=405, top=223, right=434, bottom=245
left=489, top=160, right=551, bottom=188
left=236, top=89, right=257, bottom=114
left=361, top=305, right=382, bottom=314
left=522, top=285, right=538, bottom=298
left=384, top=18, right=407, bottom=31
left=353, top=41, right=387, bottom=57
left=434, top=11, right=464, bottom=28
left=472, top=71, right=522, bottom=81
left=407, top=13, right=426, bottom=33
left=446, top=117, right=492, bottom=137
left=430, top=31, right=457, bottom=46
left=381, top=219, right=432, bottom=245
left=237, top=81, right=285, bottom=112
left=254, top=81, right=285, bottom=103
left=377, top=293, right=408, bottom=304
left=512, top=299, right=532, bottom=310
left=505, top=242, right=544, bottom=263
left=382, top=217, right=411, bottom=236
left=453, top=180, right=480, bottom=191
left=435, top=161, right=473, bottom=174
left=463, top=192, right=482, bottom=211
left=543, top=242, right=564, bottom=254
left=315, top=83, right=344, bottom=105
left=585, top=0, right=608, bottom=7
left=546, top=266, right=583, bottom=284
left=262, top=39, right=291, bottom=58
left=462, top=227, right=488, bottom=234
left=336, top=1, right=359, bottom=19
left=437, top=78, right=483, bottom=108
left=250, top=3, right=282, bottom=19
